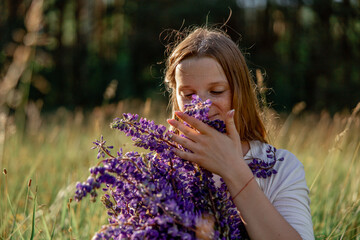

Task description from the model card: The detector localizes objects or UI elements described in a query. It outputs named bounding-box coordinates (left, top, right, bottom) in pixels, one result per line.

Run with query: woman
left=165, top=27, right=314, bottom=239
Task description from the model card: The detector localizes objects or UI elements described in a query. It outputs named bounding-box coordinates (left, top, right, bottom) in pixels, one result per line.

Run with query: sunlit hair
left=164, top=27, right=267, bottom=143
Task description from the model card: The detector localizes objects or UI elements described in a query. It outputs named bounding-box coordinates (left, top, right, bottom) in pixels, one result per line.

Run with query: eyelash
left=211, top=91, right=224, bottom=95
left=183, top=91, right=224, bottom=98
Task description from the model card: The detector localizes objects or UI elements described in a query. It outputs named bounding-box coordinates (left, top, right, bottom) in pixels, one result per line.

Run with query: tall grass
left=0, top=98, right=165, bottom=239
left=1, top=0, right=359, bottom=238
left=0, top=99, right=359, bottom=239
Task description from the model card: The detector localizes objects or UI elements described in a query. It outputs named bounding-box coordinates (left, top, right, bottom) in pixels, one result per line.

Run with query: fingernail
left=228, top=109, right=235, bottom=118
left=175, top=111, right=183, bottom=117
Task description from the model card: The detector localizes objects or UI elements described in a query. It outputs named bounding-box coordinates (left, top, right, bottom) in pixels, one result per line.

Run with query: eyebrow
left=177, top=81, right=228, bottom=91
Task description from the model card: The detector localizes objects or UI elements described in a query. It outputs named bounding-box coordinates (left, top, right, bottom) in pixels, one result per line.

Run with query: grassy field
left=0, top=99, right=359, bottom=240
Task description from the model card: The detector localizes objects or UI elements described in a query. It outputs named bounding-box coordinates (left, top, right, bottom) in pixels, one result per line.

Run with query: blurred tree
left=0, top=0, right=359, bottom=112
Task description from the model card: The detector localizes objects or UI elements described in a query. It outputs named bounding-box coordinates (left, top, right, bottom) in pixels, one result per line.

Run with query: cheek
left=221, top=93, right=232, bottom=111
left=176, top=95, right=186, bottom=111
left=228, top=95, right=232, bottom=109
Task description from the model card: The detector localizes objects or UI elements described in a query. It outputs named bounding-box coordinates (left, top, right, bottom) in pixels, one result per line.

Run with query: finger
left=167, top=118, right=199, bottom=139
left=225, top=109, right=239, bottom=142
left=174, top=111, right=210, bottom=134
left=170, top=132, right=195, bottom=150
left=172, top=148, right=197, bottom=163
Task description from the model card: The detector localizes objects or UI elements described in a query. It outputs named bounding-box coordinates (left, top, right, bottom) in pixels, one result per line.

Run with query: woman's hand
left=168, top=110, right=303, bottom=240
left=167, top=109, right=248, bottom=178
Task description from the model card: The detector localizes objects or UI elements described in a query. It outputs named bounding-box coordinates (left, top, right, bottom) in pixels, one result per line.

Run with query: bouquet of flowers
left=74, top=95, right=282, bottom=239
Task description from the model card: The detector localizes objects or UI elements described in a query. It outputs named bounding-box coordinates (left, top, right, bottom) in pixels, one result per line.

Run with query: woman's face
left=175, top=56, right=232, bottom=122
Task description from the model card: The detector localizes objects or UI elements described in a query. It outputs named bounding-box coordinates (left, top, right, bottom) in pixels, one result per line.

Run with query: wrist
left=231, top=176, right=255, bottom=201
left=221, top=159, right=254, bottom=195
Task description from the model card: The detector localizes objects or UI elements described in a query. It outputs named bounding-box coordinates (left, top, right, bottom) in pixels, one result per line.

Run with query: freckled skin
left=175, top=57, right=232, bottom=122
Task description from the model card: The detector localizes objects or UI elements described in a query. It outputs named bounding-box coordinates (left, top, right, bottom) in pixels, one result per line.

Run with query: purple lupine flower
left=75, top=95, right=282, bottom=239
left=91, top=135, right=114, bottom=159
left=247, top=144, right=283, bottom=178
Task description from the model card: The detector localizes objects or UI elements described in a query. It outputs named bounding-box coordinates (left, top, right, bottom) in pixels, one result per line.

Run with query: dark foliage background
left=1, top=0, right=359, bottom=113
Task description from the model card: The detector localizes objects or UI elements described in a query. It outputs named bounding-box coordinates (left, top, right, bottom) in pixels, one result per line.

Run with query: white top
left=215, top=140, right=315, bottom=240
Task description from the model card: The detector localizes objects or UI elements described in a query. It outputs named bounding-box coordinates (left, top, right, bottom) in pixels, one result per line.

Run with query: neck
left=241, top=141, right=250, bottom=157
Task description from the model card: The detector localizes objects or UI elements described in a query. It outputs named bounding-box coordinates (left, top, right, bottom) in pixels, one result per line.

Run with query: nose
left=197, top=92, right=215, bottom=113
left=197, top=92, right=211, bottom=102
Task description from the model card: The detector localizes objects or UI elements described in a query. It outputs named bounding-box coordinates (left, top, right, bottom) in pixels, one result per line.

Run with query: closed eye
left=211, top=91, right=224, bottom=95
left=184, top=93, right=195, bottom=99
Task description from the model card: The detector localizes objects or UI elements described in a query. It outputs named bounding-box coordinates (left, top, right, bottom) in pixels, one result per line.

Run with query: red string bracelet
left=231, top=176, right=255, bottom=201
